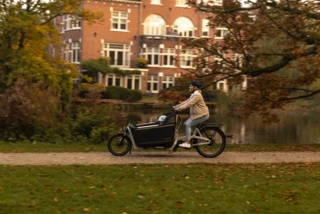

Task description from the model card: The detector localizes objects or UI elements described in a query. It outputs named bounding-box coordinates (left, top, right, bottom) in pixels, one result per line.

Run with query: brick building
left=53, top=0, right=247, bottom=94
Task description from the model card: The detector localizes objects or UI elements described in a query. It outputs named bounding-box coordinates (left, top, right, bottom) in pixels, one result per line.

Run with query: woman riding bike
left=173, top=80, right=209, bottom=148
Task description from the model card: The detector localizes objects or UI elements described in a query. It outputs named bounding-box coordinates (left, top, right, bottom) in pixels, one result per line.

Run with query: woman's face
left=189, top=84, right=195, bottom=92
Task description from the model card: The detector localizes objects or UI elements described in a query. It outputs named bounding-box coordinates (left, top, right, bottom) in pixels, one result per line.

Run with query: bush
left=0, top=78, right=119, bottom=144
left=127, top=89, right=143, bottom=102
left=78, top=83, right=106, bottom=99
left=105, top=86, right=142, bottom=102
left=71, top=105, right=117, bottom=143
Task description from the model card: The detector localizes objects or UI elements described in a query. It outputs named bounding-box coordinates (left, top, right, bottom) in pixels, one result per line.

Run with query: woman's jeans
left=184, top=115, right=209, bottom=141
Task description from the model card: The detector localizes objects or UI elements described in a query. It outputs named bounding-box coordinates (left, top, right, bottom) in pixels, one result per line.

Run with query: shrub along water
left=0, top=79, right=142, bottom=143
left=0, top=99, right=117, bottom=144
left=105, top=86, right=142, bottom=102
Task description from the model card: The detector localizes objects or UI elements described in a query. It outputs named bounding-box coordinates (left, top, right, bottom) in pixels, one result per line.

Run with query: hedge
left=105, top=86, right=142, bottom=102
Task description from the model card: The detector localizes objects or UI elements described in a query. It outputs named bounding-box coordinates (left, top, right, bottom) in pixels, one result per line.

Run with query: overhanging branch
left=278, top=88, right=320, bottom=101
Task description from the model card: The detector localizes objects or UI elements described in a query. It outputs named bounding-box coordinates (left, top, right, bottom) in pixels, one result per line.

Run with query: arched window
left=144, top=15, right=166, bottom=35
left=173, top=17, right=194, bottom=37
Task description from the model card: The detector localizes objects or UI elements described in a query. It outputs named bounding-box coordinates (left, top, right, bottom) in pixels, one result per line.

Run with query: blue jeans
left=184, top=115, right=209, bottom=141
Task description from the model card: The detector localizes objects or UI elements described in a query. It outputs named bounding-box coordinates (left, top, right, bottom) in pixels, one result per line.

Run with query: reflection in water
left=118, top=109, right=320, bottom=144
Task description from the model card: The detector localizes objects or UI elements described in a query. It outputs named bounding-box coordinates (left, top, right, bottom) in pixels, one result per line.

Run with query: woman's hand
left=171, top=106, right=178, bottom=112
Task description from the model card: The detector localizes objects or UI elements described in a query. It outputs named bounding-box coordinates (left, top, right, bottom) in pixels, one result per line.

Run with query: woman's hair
left=190, top=80, right=201, bottom=88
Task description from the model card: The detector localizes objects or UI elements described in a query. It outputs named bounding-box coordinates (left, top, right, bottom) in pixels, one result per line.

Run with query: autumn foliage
left=180, top=0, right=320, bottom=123
left=0, top=0, right=105, bottom=141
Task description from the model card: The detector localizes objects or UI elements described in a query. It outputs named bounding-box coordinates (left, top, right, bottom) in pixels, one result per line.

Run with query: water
left=117, top=109, right=320, bottom=145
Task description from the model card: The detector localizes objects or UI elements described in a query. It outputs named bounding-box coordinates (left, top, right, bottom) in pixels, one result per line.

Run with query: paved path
left=1, top=152, right=320, bottom=165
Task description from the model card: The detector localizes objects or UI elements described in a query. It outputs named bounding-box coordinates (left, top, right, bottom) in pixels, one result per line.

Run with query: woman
left=173, top=80, right=209, bottom=148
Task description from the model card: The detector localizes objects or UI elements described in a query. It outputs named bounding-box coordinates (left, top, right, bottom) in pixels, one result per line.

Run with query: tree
left=80, top=57, right=142, bottom=81
left=0, top=0, right=103, bottom=139
left=183, top=0, right=320, bottom=123
left=80, top=57, right=113, bottom=81
left=0, top=0, right=103, bottom=90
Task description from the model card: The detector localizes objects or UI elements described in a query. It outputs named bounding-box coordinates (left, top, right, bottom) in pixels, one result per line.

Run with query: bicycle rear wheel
left=195, top=127, right=226, bottom=158
left=108, top=133, right=131, bottom=156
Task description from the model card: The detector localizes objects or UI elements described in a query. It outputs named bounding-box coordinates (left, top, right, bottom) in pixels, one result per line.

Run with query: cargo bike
left=108, top=109, right=227, bottom=158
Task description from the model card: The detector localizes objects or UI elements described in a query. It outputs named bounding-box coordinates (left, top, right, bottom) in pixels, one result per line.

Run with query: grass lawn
left=0, top=141, right=320, bottom=153
left=0, top=163, right=319, bottom=213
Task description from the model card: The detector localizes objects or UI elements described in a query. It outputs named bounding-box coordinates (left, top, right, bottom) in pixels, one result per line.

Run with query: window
left=198, top=0, right=222, bottom=6
left=248, top=14, right=256, bottom=24
left=202, top=19, right=209, bottom=37
left=213, top=55, right=225, bottom=69
left=147, top=76, right=159, bottom=93
left=180, top=49, right=194, bottom=68
left=71, top=42, right=81, bottom=63
left=162, top=76, right=174, bottom=89
left=215, top=27, right=229, bottom=39
left=176, top=0, right=187, bottom=6
left=162, top=48, right=176, bottom=66
left=146, top=47, right=160, bottom=66
left=51, top=45, right=55, bottom=56
left=144, top=15, right=166, bottom=35
left=112, top=11, right=128, bottom=31
left=64, top=43, right=71, bottom=62
left=214, top=55, right=223, bottom=63
left=65, top=15, right=81, bottom=31
left=231, top=53, right=242, bottom=67
left=60, top=16, right=65, bottom=33
left=173, top=17, right=194, bottom=37
left=201, top=57, right=211, bottom=73
left=72, top=20, right=81, bottom=28
left=65, top=15, right=72, bottom=30
left=241, top=0, right=254, bottom=8
left=151, top=0, right=161, bottom=4
left=218, top=82, right=224, bottom=90
left=107, top=74, right=121, bottom=86
left=103, top=43, right=130, bottom=67
left=127, top=75, right=140, bottom=89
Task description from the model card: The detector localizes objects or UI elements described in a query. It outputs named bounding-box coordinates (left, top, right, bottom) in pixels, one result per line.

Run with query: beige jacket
left=175, top=90, right=209, bottom=119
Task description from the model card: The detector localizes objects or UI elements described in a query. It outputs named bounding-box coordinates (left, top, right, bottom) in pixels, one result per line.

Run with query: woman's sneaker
left=179, top=142, right=191, bottom=148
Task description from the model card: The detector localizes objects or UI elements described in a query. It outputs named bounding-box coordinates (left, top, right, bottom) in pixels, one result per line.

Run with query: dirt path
left=1, top=151, right=320, bottom=165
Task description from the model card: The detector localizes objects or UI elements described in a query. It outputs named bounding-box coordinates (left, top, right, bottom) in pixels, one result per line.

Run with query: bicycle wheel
left=195, top=127, right=226, bottom=158
left=108, top=133, right=132, bottom=156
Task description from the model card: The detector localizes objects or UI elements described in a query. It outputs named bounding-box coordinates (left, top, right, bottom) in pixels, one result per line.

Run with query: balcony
left=140, top=31, right=198, bottom=42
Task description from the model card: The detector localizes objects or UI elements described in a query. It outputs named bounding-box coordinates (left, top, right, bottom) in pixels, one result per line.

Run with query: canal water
left=117, top=109, right=320, bottom=145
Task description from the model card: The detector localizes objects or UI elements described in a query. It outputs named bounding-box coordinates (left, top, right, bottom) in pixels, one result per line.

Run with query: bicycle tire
left=195, top=126, right=226, bottom=158
left=108, top=133, right=132, bottom=156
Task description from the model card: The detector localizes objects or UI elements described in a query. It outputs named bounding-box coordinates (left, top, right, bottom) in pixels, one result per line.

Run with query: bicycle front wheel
left=195, top=127, right=226, bottom=158
left=108, top=133, right=132, bottom=156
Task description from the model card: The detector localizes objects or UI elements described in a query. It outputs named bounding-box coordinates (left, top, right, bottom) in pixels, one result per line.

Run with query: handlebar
left=170, top=107, right=178, bottom=114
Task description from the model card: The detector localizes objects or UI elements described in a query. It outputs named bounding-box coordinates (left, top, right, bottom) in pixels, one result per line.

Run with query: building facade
left=53, top=0, right=247, bottom=94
